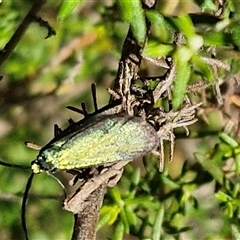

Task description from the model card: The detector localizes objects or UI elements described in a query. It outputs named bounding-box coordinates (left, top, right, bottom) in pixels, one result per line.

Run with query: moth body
left=31, top=112, right=159, bottom=173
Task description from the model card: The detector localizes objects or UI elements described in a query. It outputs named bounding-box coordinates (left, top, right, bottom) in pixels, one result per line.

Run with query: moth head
left=31, top=157, right=56, bottom=174
left=31, top=160, right=42, bottom=174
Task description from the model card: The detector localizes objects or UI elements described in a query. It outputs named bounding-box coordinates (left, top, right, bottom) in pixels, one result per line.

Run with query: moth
left=1, top=97, right=159, bottom=240
left=31, top=107, right=159, bottom=174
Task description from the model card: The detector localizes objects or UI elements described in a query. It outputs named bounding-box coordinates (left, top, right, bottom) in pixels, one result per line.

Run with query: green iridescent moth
left=0, top=104, right=159, bottom=240
left=31, top=109, right=159, bottom=174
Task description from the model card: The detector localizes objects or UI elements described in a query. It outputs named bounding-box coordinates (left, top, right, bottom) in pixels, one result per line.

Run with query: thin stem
left=0, top=0, right=46, bottom=68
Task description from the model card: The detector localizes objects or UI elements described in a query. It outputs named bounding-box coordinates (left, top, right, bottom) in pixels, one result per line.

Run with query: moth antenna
left=81, top=102, right=88, bottom=117
left=21, top=172, right=35, bottom=240
left=49, top=174, right=67, bottom=198
left=21, top=173, right=66, bottom=240
left=0, top=160, right=30, bottom=170
left=91, top=83, right=98, bottom=112
left=66, top=106, right=85, bottom=115
left=25, top=142, right=42, bottom=151
left=54, top=124, right=62, bottom=137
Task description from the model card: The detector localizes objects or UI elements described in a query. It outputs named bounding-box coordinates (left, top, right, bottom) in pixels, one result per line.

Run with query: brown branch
left=64, top=161, right=130, bottom=240
left=0, top=0, right=47, bottom=68
left=70, top=185, right=106, bottom=240
left=110, top=0, right=155, bottom=100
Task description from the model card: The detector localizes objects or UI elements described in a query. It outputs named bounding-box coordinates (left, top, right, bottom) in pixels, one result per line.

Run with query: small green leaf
left=125, top=205, right=137, bottom=225
left=99, top=205, right=120, bottom=226
left=172, top=62, right=191, bottom=110
left=118, top=0, right=146, bottom=44
left=231, top=24, right=240, bottom=49
left=198, top=0, right=217, bottom=11
left=161, top=175, right=180, bottom=189
left=203, top=32, right=231, bottom=46
left=112, top=221, right=124, bottom=240
left=152, top=205, right=164, bottom=240
left=233, top=183, right=240, bottom=198
left=98, top=208, right=113, bottom=230
left=110, top=186, right=122, bottom=204
left=144, top=41, right=174, bottom=57
left=215, top=191, right=231, bottom=202
left=195, top=153, right=223, bottom=184
left=130, top=167, right=141, bottom=186
left=192, top=55, right=214, bottom=82
left=119, top=207, right=130, bottom=233
left=58, top=0, right=86, bottom=21
left=146, top=10, right=164, bottom=25
left=171, top=15, right=195, bottom=39
left=234, top=154, right=240, bottom=174
left=219, top=132, right=239, bottom=148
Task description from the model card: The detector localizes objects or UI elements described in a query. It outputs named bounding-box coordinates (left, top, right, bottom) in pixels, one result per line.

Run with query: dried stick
left=70, top=185, right=106, bottom=240
left=0, top=0, right=46, bottom=68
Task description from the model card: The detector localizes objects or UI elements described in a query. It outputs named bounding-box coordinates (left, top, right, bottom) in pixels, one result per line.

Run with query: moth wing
left=54, top=114, right=158, bottom=170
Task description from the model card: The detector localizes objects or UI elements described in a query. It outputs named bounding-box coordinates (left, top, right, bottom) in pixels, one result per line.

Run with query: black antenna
left=49, top=173, right=67, bottom=199
left=21, top=172, right=34, bottom=240
left=21, top=172, right=67, bottom=240
left=0, top=160, right=30, bottom=170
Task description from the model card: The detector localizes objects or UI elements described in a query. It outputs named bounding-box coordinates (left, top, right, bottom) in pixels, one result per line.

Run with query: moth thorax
left=31, top=157, right=55, bottom=173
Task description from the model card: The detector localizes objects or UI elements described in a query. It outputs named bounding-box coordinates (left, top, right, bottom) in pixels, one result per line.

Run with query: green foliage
left=58, top=0, right=86, bottom=21
left=196, top=132, right=240, bottom=220
left=196, top=0, right=218, bottom=12
left=118, top=0, right=146, bottom=44
left=99, top=131, right=240, bottom=239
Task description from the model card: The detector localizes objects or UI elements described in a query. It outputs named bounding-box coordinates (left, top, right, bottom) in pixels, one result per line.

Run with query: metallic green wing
left=34, top=113, right=158, bottom=172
